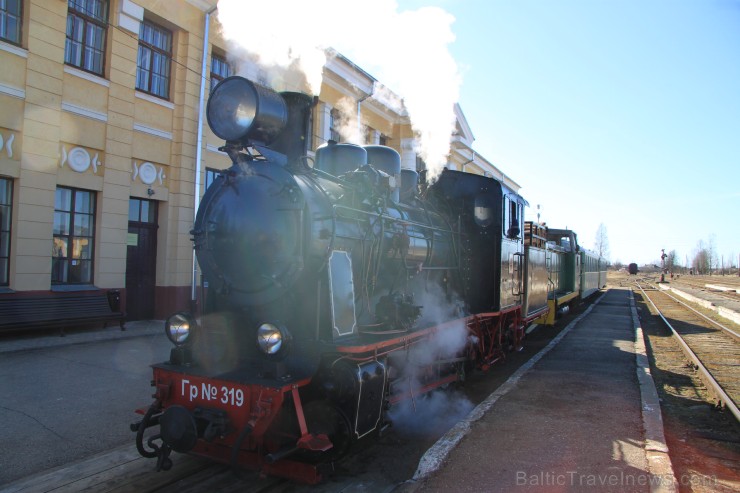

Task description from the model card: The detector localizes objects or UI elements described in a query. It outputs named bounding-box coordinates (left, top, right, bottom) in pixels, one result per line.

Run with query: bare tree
left=707, top=234, right=717, bottom=275
left=665, top=250, right=678, bottom=272
left=692, top=240, right=710, bottom=274
left=593, top=223, right=610, bottom=260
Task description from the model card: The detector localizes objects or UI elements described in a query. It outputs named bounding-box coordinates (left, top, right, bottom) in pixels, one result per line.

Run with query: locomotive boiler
left=132, top=76, right=550, bottom=483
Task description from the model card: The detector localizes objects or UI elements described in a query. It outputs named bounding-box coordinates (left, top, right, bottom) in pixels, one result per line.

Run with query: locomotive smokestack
left=272, top=92, right=316, bottom=168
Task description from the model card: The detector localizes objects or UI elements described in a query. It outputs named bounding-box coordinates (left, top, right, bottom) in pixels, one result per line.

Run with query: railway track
left=670, top=276, right=740, bottom=303
left=0, top=429, right=416, bottom=493
left=634, top=280, right=740, bottom=422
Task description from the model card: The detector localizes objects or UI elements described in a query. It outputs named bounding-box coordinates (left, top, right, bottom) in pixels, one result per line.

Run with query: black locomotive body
left=132, top=77, right=549, bottom=483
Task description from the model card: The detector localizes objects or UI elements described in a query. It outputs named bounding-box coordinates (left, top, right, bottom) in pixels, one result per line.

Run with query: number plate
left=177, top=375, right=247, bottom=409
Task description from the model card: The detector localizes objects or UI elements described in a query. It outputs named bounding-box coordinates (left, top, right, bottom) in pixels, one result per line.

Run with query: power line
left=68, top=0, right=217, bottom=86
left=65, top=2, right=353, bottom=146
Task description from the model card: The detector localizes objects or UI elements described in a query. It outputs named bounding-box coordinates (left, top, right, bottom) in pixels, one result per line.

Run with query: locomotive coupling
left=159, top=405, right=198, bottom=453
left=159, top=405, right=230, bottom=453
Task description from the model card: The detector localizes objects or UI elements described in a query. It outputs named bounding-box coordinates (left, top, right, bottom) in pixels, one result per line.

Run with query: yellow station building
left=0, top=0, right=518, bottom=321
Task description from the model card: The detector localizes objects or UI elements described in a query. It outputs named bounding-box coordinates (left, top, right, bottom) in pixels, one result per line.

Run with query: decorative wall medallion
left=139, top=162, right=157, bottom=185
left=68, top=147, right=91, bottom=172
left=132, top=160, right=166, bottom=188
left=0, top=130, right=16, bottom=159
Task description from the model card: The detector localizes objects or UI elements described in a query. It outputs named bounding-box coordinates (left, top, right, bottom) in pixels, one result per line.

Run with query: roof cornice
left=185, top=0, right=218, bottom=12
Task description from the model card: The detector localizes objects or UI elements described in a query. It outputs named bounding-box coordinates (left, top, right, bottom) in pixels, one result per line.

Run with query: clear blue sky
left=396, top=0, right=740, bottom=267
left=217, top=0, right=739, bottom=267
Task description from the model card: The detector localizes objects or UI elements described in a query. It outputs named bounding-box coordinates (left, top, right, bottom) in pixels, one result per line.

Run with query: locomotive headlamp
left=166, top=312, right=196, bottom=347
left=256, top=322, right=290, bottom=356
left=206, top=76, right=288, bottom=144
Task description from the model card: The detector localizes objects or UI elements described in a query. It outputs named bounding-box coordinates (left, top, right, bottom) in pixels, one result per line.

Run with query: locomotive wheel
left=300, top=401, right=353, bottom=462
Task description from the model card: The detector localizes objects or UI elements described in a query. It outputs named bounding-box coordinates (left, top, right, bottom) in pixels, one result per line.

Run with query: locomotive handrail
left=332, top=204, right=456, bottom=234
left=335, top=315, right=471, bottom=355
left=310, top=166, right=357, bottom=189
left=512, top=251, right=525, bottom=296
left=334, top=312, right=511, bottom=357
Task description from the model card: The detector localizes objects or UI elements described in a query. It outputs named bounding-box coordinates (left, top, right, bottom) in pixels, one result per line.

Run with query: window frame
left=128, top=197, right=157, bottom=225
left=0, top=0, right=22, bottom=46
left=365, top=126, right=376, bottom=145
left=64, top=0, right=109, bottom=76
left=0, top=177, right=12, bottom=286
left=205, top=167, right=221, bottom=190
left=329, top=108, right=341, bottom=142
left=210, top=52, right=231, bottom=93
left=503, top=195, right=522, bottom=240
left=52, top=187, right=96, bottom=285
left=502, top=196, right=508, bottom=237
left=136, top=19, right=173, bottom=100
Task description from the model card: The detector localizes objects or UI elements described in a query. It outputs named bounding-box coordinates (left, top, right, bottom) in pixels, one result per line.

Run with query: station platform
left=0, top=319, right=163, bottom=354
left=398, top=288, right=678, bottom=493
left=659, top=282, right=740, bottom=326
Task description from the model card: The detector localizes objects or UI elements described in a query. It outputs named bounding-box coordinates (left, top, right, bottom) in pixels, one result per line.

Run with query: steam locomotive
left=131, top=76, right=601, bottom=483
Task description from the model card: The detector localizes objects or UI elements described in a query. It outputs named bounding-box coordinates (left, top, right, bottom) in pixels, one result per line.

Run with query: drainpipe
left=192, top=5, right=217, bottom=308
left=461, top=150, right=475, bottom=172
left=357, top=86, right=372, bottom=142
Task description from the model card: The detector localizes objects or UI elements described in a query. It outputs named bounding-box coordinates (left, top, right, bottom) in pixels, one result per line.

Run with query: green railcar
left=580, top=249, right=607, bottom=298
left=535, top=228, right=607, bottom=325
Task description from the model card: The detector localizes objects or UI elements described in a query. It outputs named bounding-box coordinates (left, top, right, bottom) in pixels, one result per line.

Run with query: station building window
left=65, top=0, right=108, bottom=76
left=329, top=108, right=341, bottom=142
left=136, top=19, right=172, bottom=99
left=365, top=126, right=376, bottom=145
left=0, top=177, right=12, bottom=286
left=128, top=197, right=156, bottom=224
left=205, top=167, right=219, bottom=190
left=210, top=52, right=231, bottom=93
left=0, top=0, right=22, bottom=46
left=52, top=187, right=96, bottom=285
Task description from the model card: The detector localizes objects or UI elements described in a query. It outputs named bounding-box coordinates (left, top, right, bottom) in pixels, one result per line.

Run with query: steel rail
left=672, top=279, right=740, bottom=303
left=698, top=287, right=740, bottom=304
left=657, top=286, right=740, bottom=341
left=635, top=282, right=739, bottom=422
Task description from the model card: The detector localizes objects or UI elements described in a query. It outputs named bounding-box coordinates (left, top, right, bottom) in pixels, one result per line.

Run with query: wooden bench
left=0, top=291, right=126, bottom=335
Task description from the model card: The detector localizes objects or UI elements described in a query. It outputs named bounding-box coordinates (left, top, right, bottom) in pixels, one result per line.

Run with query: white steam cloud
left=385, top=283, right=474, bottom=435
left=215, top=0, right=461, bottom=179
left=333, top=96, right=363, bottom=145
left=387, top=320, right=474, bottom=435
left=389, top=389, right=474, bottom=437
